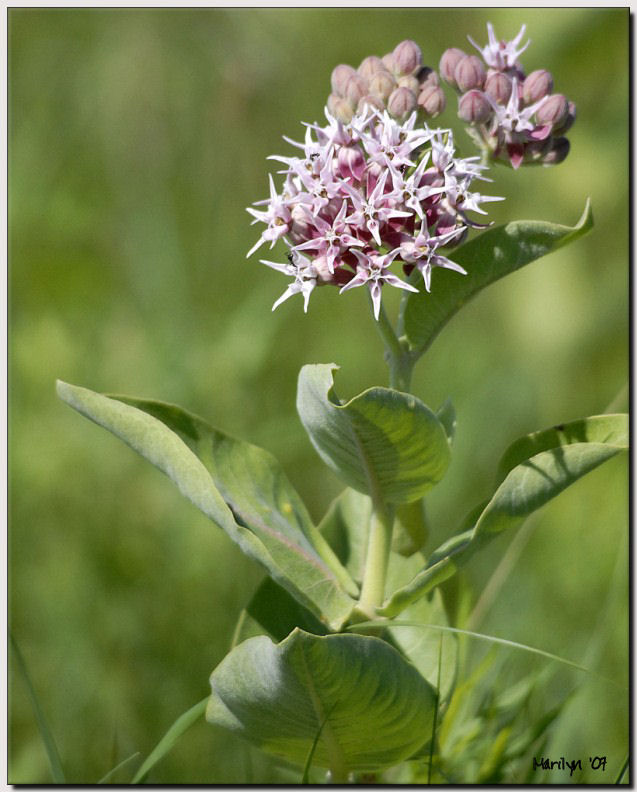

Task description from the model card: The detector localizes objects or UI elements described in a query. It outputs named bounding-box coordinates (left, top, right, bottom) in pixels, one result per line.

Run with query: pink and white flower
left=247, top=104, right=502, bottom=317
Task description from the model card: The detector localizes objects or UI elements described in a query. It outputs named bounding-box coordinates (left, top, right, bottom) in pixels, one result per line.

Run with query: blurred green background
left=9, top=7, right=628, bottom=784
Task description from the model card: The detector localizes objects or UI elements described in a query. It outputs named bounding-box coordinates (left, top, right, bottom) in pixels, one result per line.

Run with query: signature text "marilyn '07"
left=533, top=756, right=607, bottom=776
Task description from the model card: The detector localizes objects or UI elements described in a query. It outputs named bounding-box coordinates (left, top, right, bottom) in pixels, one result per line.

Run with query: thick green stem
left=374, top=299, right=403, bottom=361
left=373, top=299, right=414, bottom=392
left=358, top=502, right=394, bottom=613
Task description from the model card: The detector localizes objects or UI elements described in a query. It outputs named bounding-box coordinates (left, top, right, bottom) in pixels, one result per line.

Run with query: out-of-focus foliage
left=10, top=8, right=627, bottom=783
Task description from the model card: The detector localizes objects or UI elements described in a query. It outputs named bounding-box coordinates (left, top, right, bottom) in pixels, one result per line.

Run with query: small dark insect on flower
left=309, top=153, right=320, bottom=160
left=399, top=164, right=408, bottom=174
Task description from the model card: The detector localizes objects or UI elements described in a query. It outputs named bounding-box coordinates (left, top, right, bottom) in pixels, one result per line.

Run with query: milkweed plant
left=57, top=23, right=627, bottom=784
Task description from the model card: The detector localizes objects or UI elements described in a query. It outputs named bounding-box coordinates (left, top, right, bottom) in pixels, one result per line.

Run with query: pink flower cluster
left=441, top=24, right=576, bottom=169
left=247, top=107, right=502, bottom=319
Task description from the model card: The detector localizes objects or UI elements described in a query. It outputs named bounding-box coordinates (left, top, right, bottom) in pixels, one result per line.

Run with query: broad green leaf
left=318, top=488, right=371, bottom=585
left=297, top=364, right=450, bottom=504
left=381, top=413, right=627, bottom=615
left=436, top=398, right=457, bottom=447
left=111, top=395, right=358, bottom=599
left=57, top=382, right=356, bottom=630
left=495, top=414, right=628, bottom=484
left=403, top=200, right=593, bottom=353
left=378, top=553, right=460, bottom=618
left=245, top=576, right=329, bottom=642
left=206, top=629, right=437, bottom=774
left=474, top=426, right=628, bottom=539
left=393, top=499, right=429, bottom=556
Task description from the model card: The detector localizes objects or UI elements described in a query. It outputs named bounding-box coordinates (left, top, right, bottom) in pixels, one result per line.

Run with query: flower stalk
left=358, top=501, right=395, bottom=614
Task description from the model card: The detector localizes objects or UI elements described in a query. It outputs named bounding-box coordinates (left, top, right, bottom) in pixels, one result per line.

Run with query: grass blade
left=132, top=697, right=208, bottom=784
left=10, top=632, right=66, bottom=783
left=427, top=634, right=443, bottom=785
left=347, top=621, right=612, bottom=679
left=615, top=755, right=629, bottom=784
left=97, top=752, right=141, bottom=784
left=301, top=703, right=337, bottom=784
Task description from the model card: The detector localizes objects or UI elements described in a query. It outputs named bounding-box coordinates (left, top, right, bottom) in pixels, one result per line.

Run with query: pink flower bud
left=542, top=136, right=570, bottom=165
left=357, top=55, right=386, bottom=81
left=535, top=93, right=568, bottom=127
left=368, top=70, right=396, bottom=101
left=553, top=100, right=576, bottom=134
left=382, top=53, right=397, bottom=73
left=311, top=255, right=334, bottom=284
left=331, top=64, right=357, bottom=96
left=454, top=55, right=486, bottom=92
left=397, top=74, right=420, bottom=93
left=418, top=84, right=446, bottom=117
left=327, top=93, right=354, bottom=123
left=357, top=94, right=385, bottom=113
left=387, top=86, right=417, bottom=119
left=392, top=39, right=423, bottom=75
left=288, top=204, right=312, bottom=244
left=343, top=73, right=369, bottom=106
left=439, top=48, right=466, bottom=86
left=337, top=145, right=366, bottom=181
left=484, top=71, right=512, bottom=105
left=458, top=89, right=492, bottom=124
left=436, top=214, right=466, bottom=246
left=524, top=137, right=553, bottom=162
left=420, top=168, right=444, bottom=188
left=522, top=69, right=553, bottom=105
left=417, top=66, right=440, bottom=87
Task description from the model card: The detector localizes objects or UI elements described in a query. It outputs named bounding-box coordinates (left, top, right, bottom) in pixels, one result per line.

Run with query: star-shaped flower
left=339, top=248, right=418, bottom=319
left=246, top=174, right=292, bottom=257
left=291, top=201, right=363, bottom=272
left=260, top=251, right=318, bottom=312
left=399, top=225, right=467, bottom=291
left=342, top=170, right=411, bottom=245
left=468, top=23, right=530, bottom=71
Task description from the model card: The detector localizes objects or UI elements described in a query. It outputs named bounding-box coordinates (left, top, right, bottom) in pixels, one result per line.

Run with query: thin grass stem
left=10, top=632, right=66, bottom=783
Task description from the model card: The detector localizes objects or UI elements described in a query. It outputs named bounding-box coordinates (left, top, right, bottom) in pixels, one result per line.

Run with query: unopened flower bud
left=337, top=145, right=366, bottom=181
left=382, top=52, right=396, bottom=73
left=288, top=204, right=312, bottom=243
left=387, top=86, right=417, bottom=119
left=358, top=55, right=386, bottom=81
left=420, top=168, right=444, bottom=188
left=343, top=73, right=369, bottom=106
left=417, top=84, right=446, bottom=117
left=327, top=93, right=354, bottom=123
left=454, top=55, right=486, bottom=92
left=484, top=71, right=512, bottom=105
left=369, top=70, right=396, bottom=101
left=439, top=48, right=466, bottom=86
left=313, top=255, right=335, bottom=284
left=331, top=64, right=357, bottom=96
left=397, top=74, right=420, bottom=93
left=535, top=93, right=568, bottom=127
left=436, top=214, right=466, bottom=246
left=356, top=94, right=385, bottom=113
left=416, top=66, right=440, bottom=87
left=553, top=100, right=576, bottom=134
left=525, top=137, right=553, bottom=162
left=542, top=136, right=570, bottom=165
left=522, top=69, right=553, bottom=105
left=392, top=39, right=423, bottom=75
left=458, top=89, right=492, bottom=124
